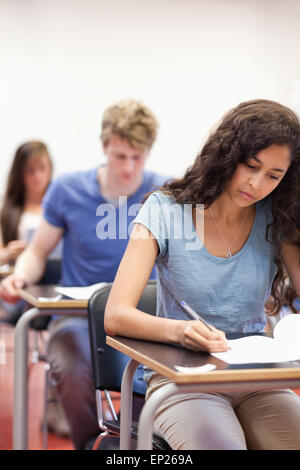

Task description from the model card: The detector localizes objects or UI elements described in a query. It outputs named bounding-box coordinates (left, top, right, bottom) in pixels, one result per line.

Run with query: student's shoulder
left=143, top=170, right=172, bottom=189
left=53, top=167, right=96, bottom=187
left=145, top=189, right=175, bottom=208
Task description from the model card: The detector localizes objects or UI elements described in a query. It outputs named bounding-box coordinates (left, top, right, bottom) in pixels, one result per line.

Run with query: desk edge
left=106, top=336, right=300, bottom=384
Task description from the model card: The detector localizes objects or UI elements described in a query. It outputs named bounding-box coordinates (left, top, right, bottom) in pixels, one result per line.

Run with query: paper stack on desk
left=0, top=264, right=11, bottom=275
left=212, top=314, right=300, bottom=364
left=54, top=282, right=108, bottom=300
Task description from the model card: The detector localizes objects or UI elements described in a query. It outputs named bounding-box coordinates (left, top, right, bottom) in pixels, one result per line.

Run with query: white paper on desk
left=175, top=364, right=216, bottom=374
left=0, top=264, right=11, bottom=274
left=38, top=295, right=62, bottom=302
left=212, top=315, right=300, bottom=364
left=54, top=282, right=108, bottom=300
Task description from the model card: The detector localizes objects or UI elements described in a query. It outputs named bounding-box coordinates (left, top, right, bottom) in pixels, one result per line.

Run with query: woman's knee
left=237, top=389, right=300, bottom=450
left=156, top=418, right=246, bottom=450
left=153, top=395, right=247, bottom=450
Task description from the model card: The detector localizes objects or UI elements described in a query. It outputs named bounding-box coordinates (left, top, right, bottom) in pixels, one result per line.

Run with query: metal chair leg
left=92, top=431, right=109, bottom=450
left=31, top=330, right=40, bottom=364
left=27, top=328, right=50, bottom=449
left=104, top=390, right=118, bottom=421
left=42, top=363, right=51, bottom=450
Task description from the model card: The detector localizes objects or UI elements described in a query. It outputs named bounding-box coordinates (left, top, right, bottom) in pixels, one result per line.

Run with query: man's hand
left=0, top=274, right=27, bottom=303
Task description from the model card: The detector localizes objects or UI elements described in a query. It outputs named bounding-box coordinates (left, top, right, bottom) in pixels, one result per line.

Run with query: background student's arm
left=104, top=223, right=228, bottom=352
left=0, top=240, right=27, bottom=265
left=281, top=240, right=300, bottom=297
left=0, top=219, right=63, bottom=302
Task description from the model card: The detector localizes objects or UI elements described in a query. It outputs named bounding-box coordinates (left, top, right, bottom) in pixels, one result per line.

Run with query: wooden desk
left=107, top=335, right=300, bottom=450
left=13, top=285, right=88, bottom=450
left=19, top=285, right=88, bottom=309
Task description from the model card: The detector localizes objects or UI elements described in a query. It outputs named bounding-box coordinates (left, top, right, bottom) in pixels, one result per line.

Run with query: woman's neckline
left=191, top=204, right=258, bottom=261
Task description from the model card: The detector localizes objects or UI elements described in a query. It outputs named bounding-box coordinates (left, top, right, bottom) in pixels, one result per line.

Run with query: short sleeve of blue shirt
left=133, top=192, right=172, bottom=259
left=42, top=177, right=66, bottom=229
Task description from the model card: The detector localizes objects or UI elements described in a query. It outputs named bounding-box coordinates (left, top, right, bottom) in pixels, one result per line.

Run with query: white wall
left=1, top=0, right=300, bottom=197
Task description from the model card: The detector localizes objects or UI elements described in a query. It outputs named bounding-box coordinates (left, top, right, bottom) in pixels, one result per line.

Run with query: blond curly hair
left=101, top=98, right=158, bottom=150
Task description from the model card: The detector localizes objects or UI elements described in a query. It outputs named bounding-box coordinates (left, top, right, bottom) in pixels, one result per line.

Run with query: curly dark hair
left=158, top=99, right=300, bottom=314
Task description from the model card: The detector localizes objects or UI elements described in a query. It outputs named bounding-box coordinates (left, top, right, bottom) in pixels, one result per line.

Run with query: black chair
left=88, top=280, right=171, bottom=450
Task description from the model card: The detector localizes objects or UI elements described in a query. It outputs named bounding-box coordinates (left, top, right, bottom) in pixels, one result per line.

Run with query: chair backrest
left=88, top=280, right=157, bottom=397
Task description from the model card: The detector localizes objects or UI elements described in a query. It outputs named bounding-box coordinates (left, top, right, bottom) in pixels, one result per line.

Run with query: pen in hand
left=180, top=300, right=231, bottom=350
left=180, top=301, right=213, bottom=332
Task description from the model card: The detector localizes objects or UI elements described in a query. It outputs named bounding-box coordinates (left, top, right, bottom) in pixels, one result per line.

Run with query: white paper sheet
left=38, top=294, right=62, bottom=302
left=174, top=364, right=216, bottom=374
left=54, top=282, right=108, bottom=300
left=211, top=315, right=300, bottom=364
left=0, top=264, right=11, bottom=274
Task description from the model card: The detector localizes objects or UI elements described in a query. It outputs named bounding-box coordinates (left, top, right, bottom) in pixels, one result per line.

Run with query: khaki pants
left=146, top=374, right=300, bottom=450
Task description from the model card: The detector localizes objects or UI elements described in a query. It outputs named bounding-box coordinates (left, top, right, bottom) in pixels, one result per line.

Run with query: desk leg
left=13, top=307, right=40, bottom=450
left=120, top=359, right=139, bottom=450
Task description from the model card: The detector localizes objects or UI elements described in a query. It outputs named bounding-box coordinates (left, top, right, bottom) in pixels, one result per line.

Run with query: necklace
left=209, top=206, right=249, bottom=258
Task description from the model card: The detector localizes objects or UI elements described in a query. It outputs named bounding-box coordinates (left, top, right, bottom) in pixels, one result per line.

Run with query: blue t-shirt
left=134, top=191, right=278, bottom=334
left=42, top=168, right=168, bottom=286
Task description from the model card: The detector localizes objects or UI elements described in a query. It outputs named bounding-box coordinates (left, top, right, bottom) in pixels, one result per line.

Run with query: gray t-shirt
left=134, top=191, right=277, bottom=334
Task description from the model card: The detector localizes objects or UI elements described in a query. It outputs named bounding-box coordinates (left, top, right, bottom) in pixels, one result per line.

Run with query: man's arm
left=0, top=219, right=63, bottom=303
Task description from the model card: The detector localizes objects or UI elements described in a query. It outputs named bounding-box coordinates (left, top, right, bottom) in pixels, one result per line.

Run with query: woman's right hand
left=0, top=274, right=26, bottom=303
left=178, top=320, right=230, bottom=352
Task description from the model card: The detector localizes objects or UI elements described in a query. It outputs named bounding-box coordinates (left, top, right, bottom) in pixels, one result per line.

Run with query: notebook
left=54, top=282, right=108, bottom=300
left=212, top=314, right=300, bottom=364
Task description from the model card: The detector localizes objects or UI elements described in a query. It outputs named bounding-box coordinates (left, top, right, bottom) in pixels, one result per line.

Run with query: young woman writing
left=105, top=99, right=300, bottom=450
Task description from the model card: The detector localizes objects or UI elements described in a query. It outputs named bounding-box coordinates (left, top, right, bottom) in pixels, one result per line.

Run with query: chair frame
left=88, top=280, right=170, bottom=450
